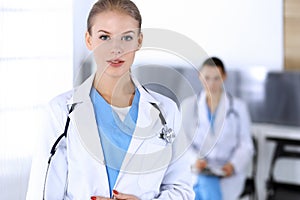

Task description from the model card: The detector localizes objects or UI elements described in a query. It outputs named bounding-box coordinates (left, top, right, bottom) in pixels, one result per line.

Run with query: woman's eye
left=99, top=35, right=110, bottom=41
left=121, top=35, right=133, bottom=41
left=214, top=77, right=221, bottom=81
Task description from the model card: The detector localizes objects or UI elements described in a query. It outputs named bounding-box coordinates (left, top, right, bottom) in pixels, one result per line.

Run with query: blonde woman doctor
left=182, top=57, right=254, bottom=200
left=26, top=0, right=194, bottom=199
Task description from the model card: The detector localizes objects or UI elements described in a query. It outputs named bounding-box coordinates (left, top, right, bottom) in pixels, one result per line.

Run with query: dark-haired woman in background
left=183, top=57, right=254, bottom=200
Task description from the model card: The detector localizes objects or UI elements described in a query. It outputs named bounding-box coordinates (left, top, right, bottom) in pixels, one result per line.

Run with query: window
left=0, top=0, right=72, bottom=199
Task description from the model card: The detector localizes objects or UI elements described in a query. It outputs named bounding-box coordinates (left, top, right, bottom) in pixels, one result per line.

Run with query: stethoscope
left=42, top=104, right=75, bottom=200
left=226, top=93, right=240, bottom=119
left=209, top=92, right=241, bottom=133
left=196, top=92, right=240, bottom=125
left=42, top=100, right=174, bottom=199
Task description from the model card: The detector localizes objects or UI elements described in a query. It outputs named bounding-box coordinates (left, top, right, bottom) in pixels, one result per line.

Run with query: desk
left=251, top=123, right=300, bottom=200
left=266, top=137, right=300, bottom=174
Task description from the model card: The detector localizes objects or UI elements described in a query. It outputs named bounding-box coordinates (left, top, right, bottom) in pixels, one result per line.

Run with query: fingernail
left=91, top=196, right=96, bottom=200
left=113, top=189, right=119, bottom=195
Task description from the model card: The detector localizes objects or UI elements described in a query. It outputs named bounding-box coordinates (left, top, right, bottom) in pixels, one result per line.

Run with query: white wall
left=74, top=0, right=283, bottom=82
left=73, top=0, right=96, bottom=86
left=132, top=0, right=283, bottom=71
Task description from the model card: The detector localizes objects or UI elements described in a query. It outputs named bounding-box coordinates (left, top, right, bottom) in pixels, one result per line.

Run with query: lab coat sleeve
left=154, top=101, right=195, bottom=200
left=229, top=100, right=254, bottom=174
left=155, top=153, right=195, bottom=200
left=26, top=94, right=70, bottom=200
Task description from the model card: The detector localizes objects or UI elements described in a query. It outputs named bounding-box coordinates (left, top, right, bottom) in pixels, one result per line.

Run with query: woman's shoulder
left=142, top=88, right=179, bottom=111
left=48, top=89, right=74, bottom=114
left=230, top=95, right=247, bottom=107
left=228, top=94, right=250, bottom=115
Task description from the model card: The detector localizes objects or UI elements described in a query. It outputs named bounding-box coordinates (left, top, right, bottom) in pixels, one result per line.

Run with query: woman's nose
left=111, top=47, right=122, bottom=55
left=110, top=39, right=123, bottom=55
left=205, top=79, right=214, bottom=86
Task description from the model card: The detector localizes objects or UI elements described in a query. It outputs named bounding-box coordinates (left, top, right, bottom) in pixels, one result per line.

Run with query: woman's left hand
left=91, top=190, right=140, bottom=200
left=222, top=163, right=234, bottom=177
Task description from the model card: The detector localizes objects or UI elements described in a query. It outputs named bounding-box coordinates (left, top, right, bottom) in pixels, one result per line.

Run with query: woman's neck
left=93, top=72, right=135, bottom=107
left=206, top=92, right=222, bottom=113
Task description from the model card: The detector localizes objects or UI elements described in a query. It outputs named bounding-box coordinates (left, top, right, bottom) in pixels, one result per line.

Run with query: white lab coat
left=26, top=74, right=194, bottom=200
left=181, top=91, right=254, bottom=200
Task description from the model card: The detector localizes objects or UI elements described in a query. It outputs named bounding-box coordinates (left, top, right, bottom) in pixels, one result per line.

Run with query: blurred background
left=0, top=0, right=299, bottom=199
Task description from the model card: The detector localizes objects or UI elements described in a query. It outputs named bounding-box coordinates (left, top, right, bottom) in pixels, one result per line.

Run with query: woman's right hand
left=194, top=159, right=207, bottom=171
left=90, top=197, right=110, bottom=200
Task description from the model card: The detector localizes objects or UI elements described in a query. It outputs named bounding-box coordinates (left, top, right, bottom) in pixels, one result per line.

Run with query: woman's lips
left=107, top=59, right=125, bottom=67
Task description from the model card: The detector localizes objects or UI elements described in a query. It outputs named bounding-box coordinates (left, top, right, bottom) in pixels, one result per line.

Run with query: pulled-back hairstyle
left=202, top=56, right=226, bottom=75
left=87, top=0, right=142, bottom=35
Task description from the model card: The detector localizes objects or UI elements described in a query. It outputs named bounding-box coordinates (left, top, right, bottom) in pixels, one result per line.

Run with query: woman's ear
left=222, top=73, right=227, bottom=81
left=85, top=31, right=93, bottom=50
left=137, top=32, right=143, bottom=50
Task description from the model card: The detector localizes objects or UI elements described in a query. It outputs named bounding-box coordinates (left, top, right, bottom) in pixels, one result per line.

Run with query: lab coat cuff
left=230, top=159, right=241, bottom=174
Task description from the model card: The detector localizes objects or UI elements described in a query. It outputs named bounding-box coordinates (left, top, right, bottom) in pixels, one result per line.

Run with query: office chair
left=239, top=137, right=258, bottom=200
left=266, top=137, right=300, bottom=200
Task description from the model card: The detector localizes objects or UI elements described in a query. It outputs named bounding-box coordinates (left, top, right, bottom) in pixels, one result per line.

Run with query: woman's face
left=85, top=11, right=142, bottom=78
left=199, top=65, right=226, bottom=95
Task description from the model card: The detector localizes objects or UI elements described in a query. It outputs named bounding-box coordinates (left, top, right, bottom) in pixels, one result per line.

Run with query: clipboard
left=200, top=167, right=226, bottom=177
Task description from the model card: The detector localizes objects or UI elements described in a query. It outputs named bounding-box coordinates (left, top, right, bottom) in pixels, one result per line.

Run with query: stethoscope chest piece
left=159, top=125, right=175, bottom=144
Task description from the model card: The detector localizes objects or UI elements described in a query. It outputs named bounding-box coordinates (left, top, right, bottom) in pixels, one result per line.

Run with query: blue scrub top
left=206, top=104, right=216, bottom=134
left=90, top=87, right=140, bottom=196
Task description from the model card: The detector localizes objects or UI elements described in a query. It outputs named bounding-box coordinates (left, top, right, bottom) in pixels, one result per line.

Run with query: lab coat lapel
left=214, top=92, right=227, bottom=137
left=68, top=74, right=105, bottom=164
left=198, top=92, right=213, bottom=156
left=70, top=101, right=105, bottom=163
left=198, top=92, right=226, bottom=156
left=201, top=92, right=227, bottom=157
left=70, top=99, right=111, bottom=195
left=68, top=74, right=110, bottom=194
left=198, top=92, right=209, bottom=127
left=115, top=88, right=164, bottom=187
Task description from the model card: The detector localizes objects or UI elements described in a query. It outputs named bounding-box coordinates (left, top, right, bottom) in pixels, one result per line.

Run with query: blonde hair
left=87, top=0, right=142, bottom=35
